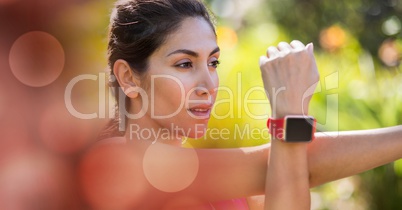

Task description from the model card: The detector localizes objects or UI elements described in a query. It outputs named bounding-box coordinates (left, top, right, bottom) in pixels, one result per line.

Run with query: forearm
left=188, top=144, right=269, bottom=200
left=264, top=140, right=310, bottom=210
left=308, top=125, right=402, bottom=187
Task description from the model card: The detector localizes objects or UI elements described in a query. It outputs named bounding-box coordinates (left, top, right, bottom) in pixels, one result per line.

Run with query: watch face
left=284, top=116, right=315, bottom=142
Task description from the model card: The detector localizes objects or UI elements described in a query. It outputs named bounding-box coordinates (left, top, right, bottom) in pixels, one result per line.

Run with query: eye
left=175, top=62, right=193, bottom=69
left=208, top=60, right=220, bottom=69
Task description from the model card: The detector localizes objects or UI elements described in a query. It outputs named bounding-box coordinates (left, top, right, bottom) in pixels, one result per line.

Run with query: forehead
left=157, top=17, right=217, bottom=56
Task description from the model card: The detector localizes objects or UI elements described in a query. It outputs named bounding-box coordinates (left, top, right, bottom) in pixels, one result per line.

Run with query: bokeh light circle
left=0, top=153, right=72, bottom=209
left=143, top=144, right=199, bottom=193
left=216, top=26, right=238, bottom=49
left=9, top=31, right=65, bottom=87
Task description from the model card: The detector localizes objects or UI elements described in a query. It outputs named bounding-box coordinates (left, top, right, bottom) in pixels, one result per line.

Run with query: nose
left=195, top=66, right=217, bottom=97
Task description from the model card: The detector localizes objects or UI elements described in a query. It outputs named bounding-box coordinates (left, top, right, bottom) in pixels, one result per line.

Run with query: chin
left=188, top=132, right=206, bottom=139
left=182, top=123, right=208, bottom=139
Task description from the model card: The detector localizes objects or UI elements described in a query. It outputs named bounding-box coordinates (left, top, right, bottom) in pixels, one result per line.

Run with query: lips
left=187, top=104, right=212, bottom=118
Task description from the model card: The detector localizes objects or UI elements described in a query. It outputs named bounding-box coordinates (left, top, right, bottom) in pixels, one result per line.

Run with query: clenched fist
left=259, top=41, right=319, bottom=118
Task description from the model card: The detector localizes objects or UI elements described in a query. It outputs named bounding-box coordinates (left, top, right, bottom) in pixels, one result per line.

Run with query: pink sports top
left=208, top=198, right=249, bottom=210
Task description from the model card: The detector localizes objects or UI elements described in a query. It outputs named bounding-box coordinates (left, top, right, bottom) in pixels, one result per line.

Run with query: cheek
left=213, top=72, right=219, bottom=88
left=212, top=72, right=219, bottom=99
left=151, top=76, right=186, bottom=109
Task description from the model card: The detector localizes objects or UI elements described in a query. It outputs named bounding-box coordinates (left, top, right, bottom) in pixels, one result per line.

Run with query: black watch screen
left=284, top=116, right=315, bottom=142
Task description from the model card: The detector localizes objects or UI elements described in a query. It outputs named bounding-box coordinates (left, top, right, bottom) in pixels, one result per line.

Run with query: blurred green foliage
left=265, top=0, right=402, bottom=62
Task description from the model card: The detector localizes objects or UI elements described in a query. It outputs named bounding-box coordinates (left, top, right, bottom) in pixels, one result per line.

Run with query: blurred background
left=0, top=0, right=401, bottom=209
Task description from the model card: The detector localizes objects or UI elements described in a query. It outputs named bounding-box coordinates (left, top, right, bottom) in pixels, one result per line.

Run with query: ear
left=113, top=59, right=141, bottom=99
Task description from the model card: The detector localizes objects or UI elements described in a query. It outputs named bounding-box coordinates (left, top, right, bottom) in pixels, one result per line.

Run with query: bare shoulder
left=79, top=137, right=196, bottom=208
left=79, top=137, right=159, bottom=209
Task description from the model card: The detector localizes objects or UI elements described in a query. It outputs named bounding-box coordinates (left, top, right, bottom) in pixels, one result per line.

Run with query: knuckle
left=291, top=39, right=302, bottom=44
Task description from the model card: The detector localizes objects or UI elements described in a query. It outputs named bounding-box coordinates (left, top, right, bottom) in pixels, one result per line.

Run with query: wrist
left=267, top=115, right=316, bottom=142
left=271, top=100, right=310, bottom=119
left=272, top=112, right=307, bottom=119
left=272, top=110, right=308, bottom=119
left=270, top=139, right=309, bottom=152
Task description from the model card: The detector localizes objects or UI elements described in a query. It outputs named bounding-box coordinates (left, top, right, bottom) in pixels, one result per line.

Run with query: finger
left=306, top=43, right=314, bottom=54
left=267, top=46, right=280, bottom=59
left=277, top=42, right=292, bottom=53
left=290, top=40, right=305, bottom=51
left=259, top=56, right=269, bottom=67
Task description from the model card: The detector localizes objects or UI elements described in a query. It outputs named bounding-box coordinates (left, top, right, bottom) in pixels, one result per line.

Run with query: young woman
left=79, top=0, right=402, bottom=209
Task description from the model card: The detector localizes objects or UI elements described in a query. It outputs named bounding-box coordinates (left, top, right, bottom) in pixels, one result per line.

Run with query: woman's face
left=137, top=17, right=220, bottom=139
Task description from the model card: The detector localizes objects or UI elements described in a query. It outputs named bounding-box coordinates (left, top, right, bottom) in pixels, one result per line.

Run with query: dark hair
left=99, top=0, right=216, bottom=139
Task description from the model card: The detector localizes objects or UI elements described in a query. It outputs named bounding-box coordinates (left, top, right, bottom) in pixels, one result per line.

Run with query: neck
left=124, top=120, right=184, bottom=147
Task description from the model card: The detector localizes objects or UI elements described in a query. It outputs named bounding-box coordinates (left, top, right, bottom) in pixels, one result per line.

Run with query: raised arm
left=260, top=41, right=317, bottom=209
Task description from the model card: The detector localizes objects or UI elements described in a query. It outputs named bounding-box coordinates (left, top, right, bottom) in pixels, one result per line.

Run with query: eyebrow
left=167, top=47, right=220, bottom=57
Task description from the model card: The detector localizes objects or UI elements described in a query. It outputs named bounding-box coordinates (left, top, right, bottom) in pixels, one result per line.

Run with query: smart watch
left=267, top=115, right=316, bottom=142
